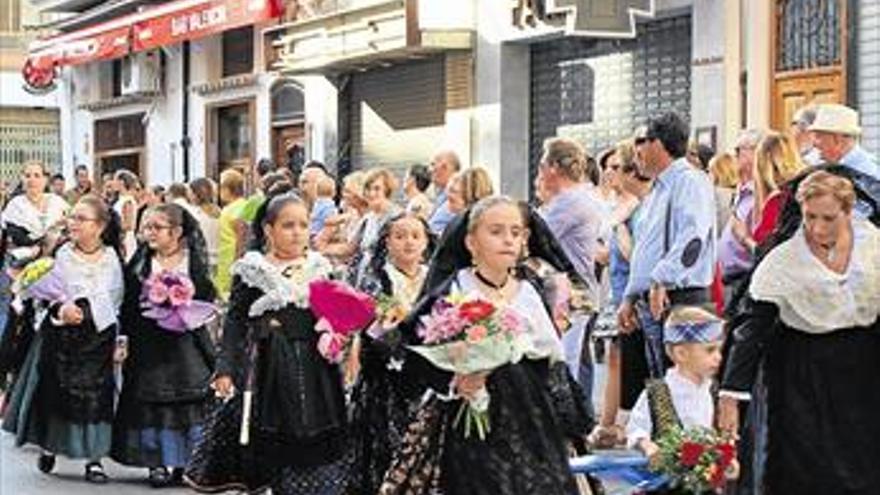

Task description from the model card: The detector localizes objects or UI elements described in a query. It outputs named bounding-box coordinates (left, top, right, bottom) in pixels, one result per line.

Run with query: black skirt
left=764, top=324, right=880, bottom=495
left=382, top=359, right=578, bottom=495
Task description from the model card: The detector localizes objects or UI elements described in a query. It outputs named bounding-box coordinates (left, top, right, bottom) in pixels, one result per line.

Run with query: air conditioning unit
left=121, top=51, right=162, bottom=96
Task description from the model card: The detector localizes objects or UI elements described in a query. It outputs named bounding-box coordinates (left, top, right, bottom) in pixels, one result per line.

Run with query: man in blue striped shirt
left=617, top=113, right=717, bottom=376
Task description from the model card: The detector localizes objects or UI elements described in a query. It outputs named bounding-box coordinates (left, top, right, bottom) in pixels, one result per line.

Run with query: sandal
left=85, top=462, right=109, bottom=484
left=148, top=466, right=172, bottom=488
left=37, top=453, right=55, bottom=474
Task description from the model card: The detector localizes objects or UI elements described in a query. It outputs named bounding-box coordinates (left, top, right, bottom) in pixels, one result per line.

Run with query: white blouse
left=626, top=368, right=715, bottom=448
left=454, top=269, right=564, bottom=363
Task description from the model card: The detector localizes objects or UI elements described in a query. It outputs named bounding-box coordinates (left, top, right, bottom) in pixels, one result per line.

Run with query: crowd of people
left=0, top=102, right=876, bottom=495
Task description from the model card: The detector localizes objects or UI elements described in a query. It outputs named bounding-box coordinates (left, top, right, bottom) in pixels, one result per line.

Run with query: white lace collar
left=749, top=219, right=880, bottom=333
left=384, top=262, right=427, bottom=309
left=232, top=250, right=333, bottom=317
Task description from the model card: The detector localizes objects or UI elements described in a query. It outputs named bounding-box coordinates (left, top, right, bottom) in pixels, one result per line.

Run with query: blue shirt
left=608, top=206, right=643, bottom=306
left=839, top=145, right=879, bottom=180
left=541, top=182, right=604, bottom=305
left=309, top=197, right=338, bottom=236
left=624, top=158, right=717, bottom=299
left=428, top=190, right=455, bottom=235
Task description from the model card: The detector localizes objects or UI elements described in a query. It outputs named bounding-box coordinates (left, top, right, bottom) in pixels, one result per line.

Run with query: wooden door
left=773, top=72, right=843, bottom=131
left=771, top=0, right=846, bottom=131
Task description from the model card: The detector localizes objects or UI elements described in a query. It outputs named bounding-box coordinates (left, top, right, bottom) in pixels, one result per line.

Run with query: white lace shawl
left=0, top=194, right=69, bottom=239
left=231, top=251, right=333, bottom=318
left=749, top=219, right=880, bottom=334
left=56, top=244, right=124, bottom=332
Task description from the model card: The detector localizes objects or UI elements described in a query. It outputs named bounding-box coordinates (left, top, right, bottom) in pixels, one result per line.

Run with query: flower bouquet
left=141, top=270, right=217, bottom=333
left=308, top=279, right=377, bottom=363
left=12, top=257, right=70, bottom=304
left=409, top=291, right=535, bottom=440
left=368, top=294, right=409, bottom=342
left=651, top=426, right=737, bottom=493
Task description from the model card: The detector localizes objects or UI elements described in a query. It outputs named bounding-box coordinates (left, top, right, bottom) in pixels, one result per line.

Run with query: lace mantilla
left=231, top=251, right=333, bottom=317
left=750, top=219, right=880, bottom=334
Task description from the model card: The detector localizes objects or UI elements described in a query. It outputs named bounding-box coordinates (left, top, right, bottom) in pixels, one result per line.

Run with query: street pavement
left=0, top=434, right=190, bottom=495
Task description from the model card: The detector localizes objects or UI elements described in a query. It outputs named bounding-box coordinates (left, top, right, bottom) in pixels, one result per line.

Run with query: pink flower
left=466, top=325, right=489, bottom=344
left=168, top=284, right=193, bottom=307
left=147, top=283, right=169, bottom=305
left=317, top=331, right=347, bottom=363
left=418, top=307, right=468, bottom=344
left=499, top=309, right=524, bottom=334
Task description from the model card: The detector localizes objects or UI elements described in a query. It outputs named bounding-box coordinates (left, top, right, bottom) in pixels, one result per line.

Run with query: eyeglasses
left=67, top=214, right=98, bottom=223
left=141, top=223, right=173, bottom=232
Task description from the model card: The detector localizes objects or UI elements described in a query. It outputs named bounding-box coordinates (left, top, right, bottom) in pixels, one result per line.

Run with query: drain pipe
left=181, top=40, right=191, bottom=181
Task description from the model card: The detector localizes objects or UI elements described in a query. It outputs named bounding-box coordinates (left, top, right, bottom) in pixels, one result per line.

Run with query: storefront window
left=222, top=26, right=254, bottom=77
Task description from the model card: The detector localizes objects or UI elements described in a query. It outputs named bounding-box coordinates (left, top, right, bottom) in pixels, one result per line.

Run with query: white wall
left=690, top=0, right=727, bottom=150
left=858, top=0, right=880, bottom=154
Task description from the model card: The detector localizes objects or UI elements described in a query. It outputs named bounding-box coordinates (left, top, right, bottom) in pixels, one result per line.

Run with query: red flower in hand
left=710, top=462, right=727, bottom=489
left=679, top=441, right=705, bottom=467
left=458, top=300, right=495, bottom=323
left=717, top=442, right=736, bottom=467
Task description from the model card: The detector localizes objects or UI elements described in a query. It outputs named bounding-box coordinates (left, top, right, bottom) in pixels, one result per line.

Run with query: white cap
left=808, top=104, right=861, bottom=136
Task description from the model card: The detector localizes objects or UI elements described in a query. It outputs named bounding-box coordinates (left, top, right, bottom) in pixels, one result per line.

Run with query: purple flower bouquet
left=141, top=270, right=217, bottom=333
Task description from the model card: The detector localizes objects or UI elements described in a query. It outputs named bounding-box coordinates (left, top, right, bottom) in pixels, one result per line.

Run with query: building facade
left=21, top=0, right=879, bottom=193
left=0, top=0, right=60, bottom=186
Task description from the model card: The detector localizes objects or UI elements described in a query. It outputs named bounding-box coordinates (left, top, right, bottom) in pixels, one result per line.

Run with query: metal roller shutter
left=350, top=56, right=446, bottom=171
left=529, top=13, right=692, bottom=187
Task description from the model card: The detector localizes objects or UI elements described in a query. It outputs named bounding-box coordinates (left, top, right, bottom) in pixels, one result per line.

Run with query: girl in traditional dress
left=111, top=203, right=216, bottom=487
left=719, top=170, right=880, bottom=494
left=349, top=212, right=434, bottom=494
left=187, top=192, right=351, bottom=494
left=2, top=195, right=124, bottom=483
left=0, top=161, right=69, bottom=389
left=380, top=196, right=584, bottom=495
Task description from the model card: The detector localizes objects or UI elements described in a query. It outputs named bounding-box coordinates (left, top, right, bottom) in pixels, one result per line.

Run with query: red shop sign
left=132, top=0, right=283, bottom=52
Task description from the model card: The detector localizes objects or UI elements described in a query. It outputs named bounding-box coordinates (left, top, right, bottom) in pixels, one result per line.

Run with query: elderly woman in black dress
left=719, top=170, right=880, bottom=494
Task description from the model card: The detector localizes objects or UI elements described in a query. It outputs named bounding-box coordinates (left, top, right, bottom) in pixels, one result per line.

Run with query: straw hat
left=808, top=104, right=862, bottom=136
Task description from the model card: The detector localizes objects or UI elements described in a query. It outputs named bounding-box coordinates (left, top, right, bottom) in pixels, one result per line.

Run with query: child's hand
left=639, top=438, right=661, bottom=466
left=726, top=459, right=740, bottom=480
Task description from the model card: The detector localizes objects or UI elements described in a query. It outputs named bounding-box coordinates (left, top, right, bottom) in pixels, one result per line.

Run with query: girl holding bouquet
left=187, top=192, right=351, bottom=494
left=349, top=212, right=434, bottom=493
left=381, top=196, right=581, bottom=495
left=2, top=195, right=124, bottom=483
left=111, top=203, right=216, bottom=487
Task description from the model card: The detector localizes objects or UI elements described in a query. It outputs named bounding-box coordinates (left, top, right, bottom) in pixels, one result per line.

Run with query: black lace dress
left=2, top=245, right=123, bottom=461
left=185, top=252, right=351, bottom=495
left=348, top=263, right=426, bottom=494
left=111, top=247, right=216, bottom=468
left=379, top=271, right=580, bottom=495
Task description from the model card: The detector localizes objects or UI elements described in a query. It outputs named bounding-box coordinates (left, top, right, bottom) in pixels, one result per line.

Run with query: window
left=0, top=0, right=21, bottom=33
left=271, top=81, right=305, bottom=124
left=222, top=26, right=254, bottom=77
left=776, top=0, right=843, bottom=72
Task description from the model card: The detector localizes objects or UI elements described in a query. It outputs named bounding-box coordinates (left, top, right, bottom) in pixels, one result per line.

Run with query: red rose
left=710, top=462, right=727, bottom=489
left=679, top=441, right=705, bottom=467
left=717, top=443, right=736, bottom=467
left=458, top=300, right=495, bottom=323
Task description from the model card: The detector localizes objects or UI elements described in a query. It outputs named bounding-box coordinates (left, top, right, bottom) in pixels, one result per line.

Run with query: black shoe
left=148, top=466, right=171, bottom=488
left=37, top=453, right=55, bottom=474
left=84, top=462, right=109, bottom=484
left=170, top=467, right=184, bottom=485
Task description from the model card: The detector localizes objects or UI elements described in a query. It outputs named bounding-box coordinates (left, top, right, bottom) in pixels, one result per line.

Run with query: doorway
left=206, top=99, right=256, bottom=185
left=770, top=0, right=847, bottom=130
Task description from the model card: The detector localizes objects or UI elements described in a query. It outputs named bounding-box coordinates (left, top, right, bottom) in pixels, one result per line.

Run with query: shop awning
left=23, top=0, right=282, bottom=89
